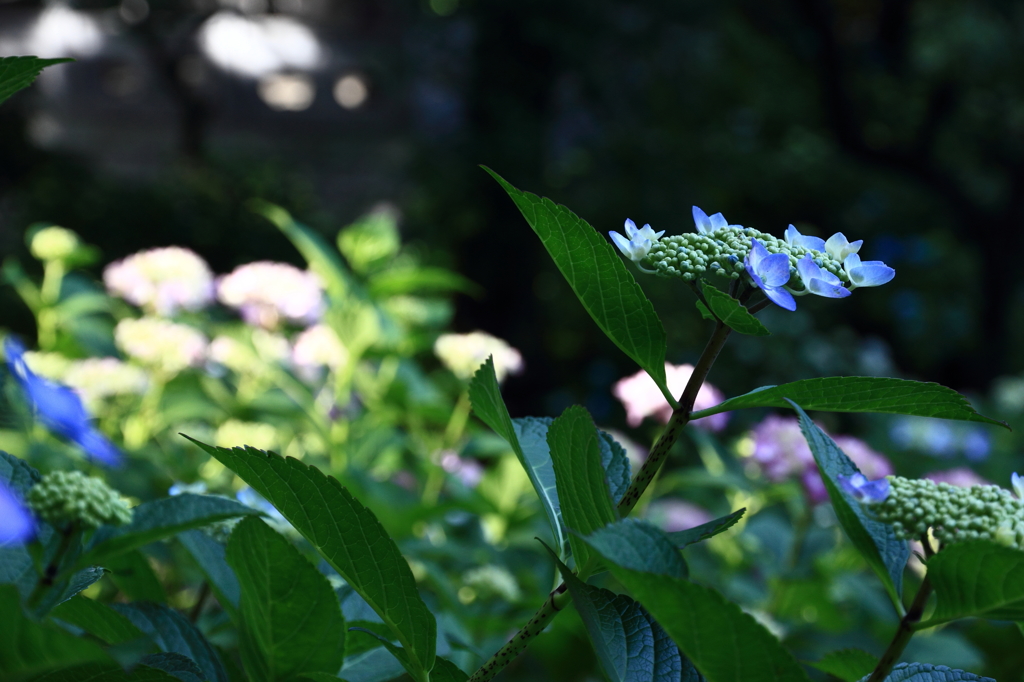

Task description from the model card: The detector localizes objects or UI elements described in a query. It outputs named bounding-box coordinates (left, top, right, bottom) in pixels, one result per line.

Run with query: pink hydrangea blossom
left=441, top=450, right=484, bottom=489
left=104, top=247, right=214, bottom=316
left=217, top=262, right=325, bottom=329
left=923, top=468, right=991, bottom=488
left=612, top=363, right=727, bottom=431
left=645, top=499, right=713, bottom=533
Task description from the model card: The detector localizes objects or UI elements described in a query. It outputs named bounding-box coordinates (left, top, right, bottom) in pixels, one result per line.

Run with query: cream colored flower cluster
left=27, top=470, right=133, bottom=529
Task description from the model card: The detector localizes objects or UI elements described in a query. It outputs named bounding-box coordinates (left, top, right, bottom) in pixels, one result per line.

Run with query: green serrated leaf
left=112, top=602, right=228, bottom=682
left=548, top=405, right=618, bottom=570
left=789, top=402, right=908, bottom=612
left=183, top=437, right=435, bottom=682
left=51, top=595, right=148, bottom=646
left=0, top=56, right=73, bottom=106
left=178, top=530, right=238, bottom=617
left=597, top=430, right=632, bottom=504
left=77, top=494, right=259, bottom=570
left=0, top=450, right=41, bottom=496
left=543, top=544, right=701, bottom=682
left=666, top=508, right=746, bottom=549
left=227, top=517, right=346, bottom=682
left=689, top=377, right=1005, bottom=428
left=138, top=652, right=206, bottom=682
left=483, top=167, right=668, bottom=391
left=808, top=649, right=878, bottom=682
left=430, top=658, right=469, bottom=682
left=856, top=662, right=994, bottom=682
left=701, top=286, right=770, bottom=336
left=926, top=541, right=1024, bottom=624
left=469, top=359, right=566, bottom=558
left=582, top=522, right=812, bottom=682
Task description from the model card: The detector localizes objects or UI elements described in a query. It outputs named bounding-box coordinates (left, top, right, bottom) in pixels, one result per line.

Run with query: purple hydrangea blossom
left=744, top=238, right=796, bottom=311
left=796, top=255, right=851, bottom=299
left=4, top=338, right=122, bottom=467
left=837, top=472, right=890, bottom=504
left=0, top=480, right=34, bottom=545
left=608, top=219, right=664, bottom=262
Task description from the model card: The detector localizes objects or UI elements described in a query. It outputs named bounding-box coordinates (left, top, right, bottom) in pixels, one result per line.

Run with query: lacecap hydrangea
left=27, top=470, right=133, bottom=529
left=608, top=208, right=895, bottom=311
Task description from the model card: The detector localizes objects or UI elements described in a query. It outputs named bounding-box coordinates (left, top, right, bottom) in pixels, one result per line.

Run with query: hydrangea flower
left=0, top=480, right=35, bottom=545
left=691, top=206, right=740, bottom=234
left=30, top=226, right=81, bottom=262
left=795, top=255, right=850, bottom=299
left=608, top=219, right=665, bottom=262
left=843, top=253, right=896, bottom=290
left=1014, top=472, right=1024, bottom=500
left=784, top=225, right=825, bottom=252
left=104, top=247, right=215, bottom=316
left=441, top=450, right=485, bottom=489
left=115, top=318, right=207, bottom=375
left=292, top=324, right=348, bottom=383
left=4, top=338, right=122, bottom=467
left=744, top=238, right=796, bottom=311
left=217, top=262, right=325, bottom=329
left=62, top=358, right=149, bottom=411
left=824, top=233, right=863, bottom=262
left=434, top=331, right=524, bottom=383
left=645, top=499, right=713, bottom=532
left=612, top=363, right=728, bottom=431
left=837, top=473, right=890, bottom=504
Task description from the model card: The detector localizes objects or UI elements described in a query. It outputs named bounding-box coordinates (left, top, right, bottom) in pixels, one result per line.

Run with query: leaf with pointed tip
left=470, top=360, right=567, bottom=558
left=183, top=437, right=435, bottom=682
left=543, top=543, right=701, bottom=682
left=790, top=402, right=908, bottom=612
left=0, top=56, right=73, bottom=106
left=808, top=649, right=878, bottom=682
left=51, top=595, right=148, bottom=646
left=666, top=509, right=745, bottom=550
left=139, top=652, right=206, bottom=682
left=701, top=286, right=770, bottom=336
left=583, top=521, right=812, bottom=682
left=112, top=602, right=228, bottom=682
left=430, top=657, right=469, bottom=682
left=484, top=167, right=667, bottom=392
left=227, top=517, right=346, bottom=682
left=77, top=494, right=259, bottom=569
left=856, top=662, right=995, bottom=682
left=548, top=405, right=618, bottom=569
left=695, top=301, right=715, bottom=322
left=689, top=378, right=1005, bottom=428
left=925, top=540, right=1024, bottom=624
left=178, top=530, right=238, bottom=617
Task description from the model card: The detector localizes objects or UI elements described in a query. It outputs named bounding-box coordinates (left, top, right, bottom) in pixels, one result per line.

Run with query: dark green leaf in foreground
left=583, top=521, right=812, bottom=682
left=0, top=56, right=73, bottom=106
left=666, top=508, right=746, bottom=550
left=1, top=449, right=41, bottom=495
left=78, top=494, right=259, bottom=569
left=105, top=550, right=167, bottom=604
left=484, top=167, right=667, bottom=391
left=790, top=403, right=908, bottom=611
left=701, top=285, right=770, bottom=336
left=112, top=602, right=228, bottom=682
left=807, top=649, right=878, bottom=682
left=544, top=544, right=700, bottom=682
left=470, top=359, right=567, bottom=558
left=548, top=405, right=618, bottom=570
left=29, top=662, right=185, bottom=682
left=430, top=658, right=469, bottom=682
left=926, top=541, right=1024, bottom=624
left=178, top=530, right=239, bottom=616
left=688, top=377, right=1005, bottom=428
left=227, top=516, right=346, bottom=682
left=598, top=430, right=632, bottom=504
left=695, top=301, right=715, bottom=322
left=139, top=652, right=207, bottom=682
left=856, top=662, right=995, bottom=682
left=51, top=595, right=148, bottom=646
left=184, top=437, right=435, bottom=682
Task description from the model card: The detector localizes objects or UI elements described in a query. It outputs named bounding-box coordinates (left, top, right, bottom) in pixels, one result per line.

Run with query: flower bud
left=27, top=471, right=133, bottom=529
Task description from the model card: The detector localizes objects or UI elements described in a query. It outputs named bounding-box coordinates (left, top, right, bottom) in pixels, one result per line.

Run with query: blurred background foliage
left=2, top=0, right=1024, bottom=680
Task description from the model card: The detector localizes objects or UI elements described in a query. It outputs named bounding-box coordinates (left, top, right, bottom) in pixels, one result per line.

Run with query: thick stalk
left=467, top=321, right=733, bottom=681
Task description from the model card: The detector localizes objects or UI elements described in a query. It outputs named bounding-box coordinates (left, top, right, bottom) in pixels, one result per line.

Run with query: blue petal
left=756, top=252, right=792, bottom=288
left=786, top=225, right=826, bottom=252
left=623, top=219, right=638, bottom=239
left=76, top=429, right=124, bottom=468
left=609, top=230, right=631, bottom=257
left=745, top=264, right=765, bottom=291
left=691, top=206, right=712, bottom=233
left=763, top=285, right=797, bottom=311
left=796, top=254, right=822, bottom=283
left=850, top=263, right=896, bottom=288
left=838, top=473, right=889, bottom=503
left=746, top=238, right=770, bottom=271
left=806, top=278, right=851, bottom=299
left=0, top=481, right=34, bottom=545
left=708, top=212, right=728, bottom=230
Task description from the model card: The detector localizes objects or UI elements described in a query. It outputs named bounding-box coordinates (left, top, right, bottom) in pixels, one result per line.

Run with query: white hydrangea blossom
left=217, top=261, right=325, bottom=329
left=115, top=318, right=207, bottom=374
left=292, top=324, right=348, bottom=382
left=434, top=331, right=524, bottom=382
left=63, top=358, right=149, bottom=410
left=30, top=226, right=81, bottom=262
left=104, top=247, right=215, bottom=316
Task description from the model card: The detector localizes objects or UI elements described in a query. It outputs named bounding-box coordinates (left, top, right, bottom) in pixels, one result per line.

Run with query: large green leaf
left=547, top=405, right=618, bottom=570
left=469, top=359, right=566, bottom=558
left=484, top=168, right=667, bottom=391
left=178, top=530, right=239, bottom=617
left=112, top=602, right=228, bottom=682
left=926, top=541, right=1024, bottom=624
left=184, top=438, right=436, bottom=682
left=666, top=509, right=746, bottom=550
left=51, top=595, right=148, bottom=646
left=226, top=517, right=346, bottom=682
left=545, top=545, right=702, bottom=682
left=689, top=378, right=1005, bottom=428
left=701, top=286, right=769, bottom=336
left=597, top=430, right=632, bottom=504
left=29, top=663, right=185, bottom=682
left=791, top=403, right=908, bottom=612
left=807, top=649, right=878, bottom=682
left=0, top=56, right=73, bottom=106
left=104, top=550, right=167, bottom=603
left=430, top=658, right=469, bottom=682
left=582, top=522, right=812, bottom=682
left=77, top=494, right=259, bottom=569
left=138, top=652, right=206, bottom=682
left=856, top=662, right=994, bottom=682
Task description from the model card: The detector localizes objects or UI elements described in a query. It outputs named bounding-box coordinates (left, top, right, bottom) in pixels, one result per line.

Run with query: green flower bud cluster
left=27, top=471, right=134, bottom=529
left=874, top=476, right=1024, bottom=549
left=645, top=226, right=847, bottom=284
left=30, top=226, right=81, bottom=262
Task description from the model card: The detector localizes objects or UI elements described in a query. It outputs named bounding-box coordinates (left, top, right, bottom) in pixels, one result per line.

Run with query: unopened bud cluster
left=647, top=226, right=847, bottom=283
left=27, top=471, right=133, bottom=529
left=874, top=476, right=1024, bottom=549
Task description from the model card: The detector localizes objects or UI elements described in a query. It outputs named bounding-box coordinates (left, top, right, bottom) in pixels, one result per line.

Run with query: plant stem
left=26, top=524, right=77, bottom=610
left=866, top=538, right=936, bottom=682
left=467, top=321, right=733, bottom=681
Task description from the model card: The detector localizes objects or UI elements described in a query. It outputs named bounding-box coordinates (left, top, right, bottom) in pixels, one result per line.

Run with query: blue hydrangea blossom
left=784, top=224, right=826, bottom=252
left=744, top=238, right=796, bottom=311
left=796, top=255, right=851, bottom=299
left=608, top=219, right=664, bottom=263
left=691, top=206, right=741, bottom=234
left=0, top=480, right=35, bottom=545
left=825, top=233, right=864, bottom=262
left=838, top=472, right=890, bottom=504
left=843, top=254, right=896, bottom=290
left=1013, top=472, right=1024, bottom=500
left=4, top=338, right=123, bottom=467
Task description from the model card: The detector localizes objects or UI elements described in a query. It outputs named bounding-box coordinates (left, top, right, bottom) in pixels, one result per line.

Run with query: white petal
left=849, top=263, right=895, bottom=288
left=624, top=219, right=638, bottom=239
left=825, top=232, right=850, bottom=260
left=692, top=206, right=711, bottom=233
left=609, top=231, right=632, bottom=257
left=709, top=213, right=728, bottom=230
